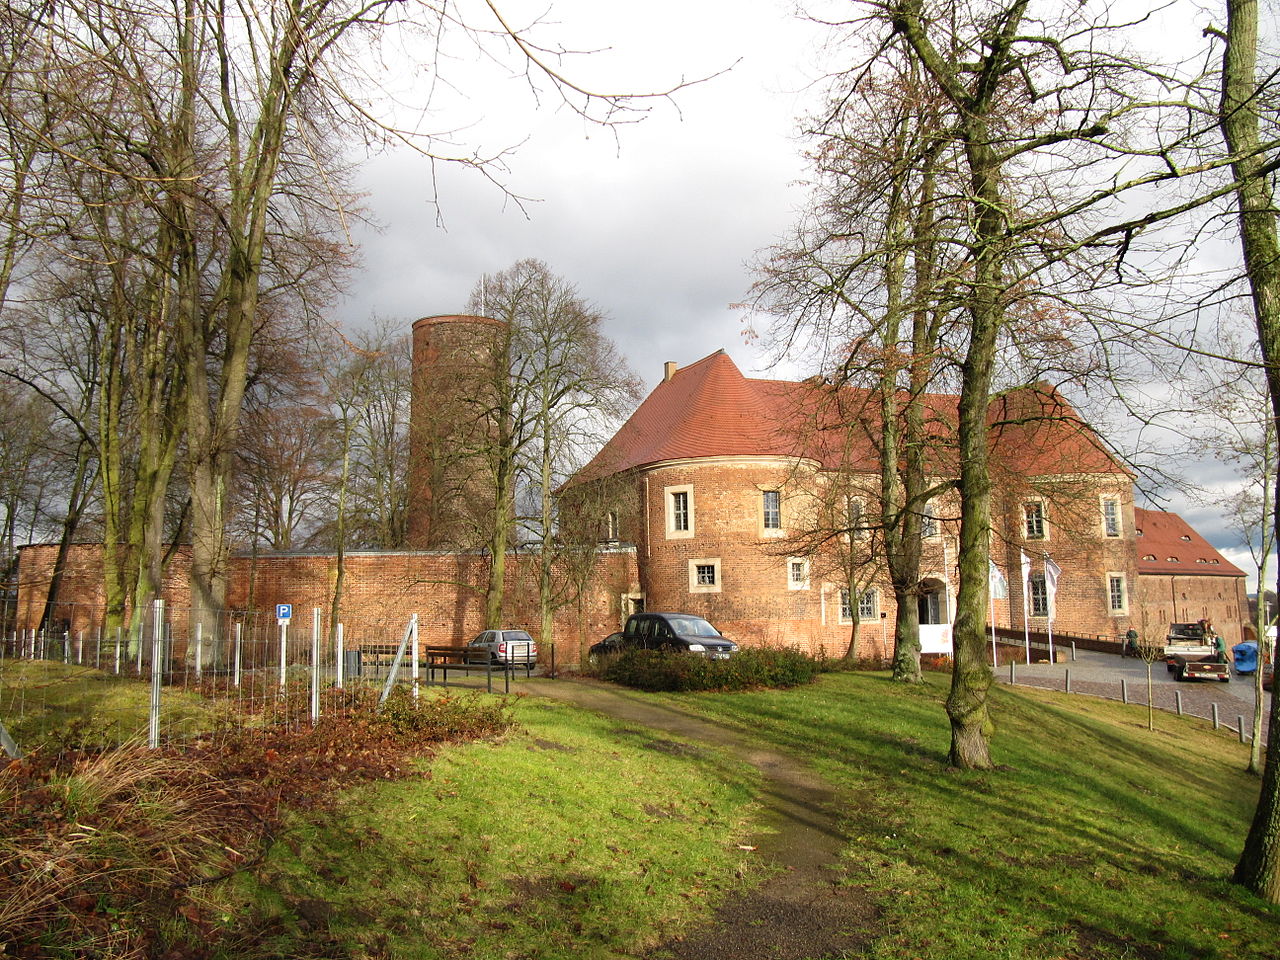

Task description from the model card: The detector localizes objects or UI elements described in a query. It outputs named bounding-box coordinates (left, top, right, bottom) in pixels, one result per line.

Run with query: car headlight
left=687, top=643, right=706, bottom=652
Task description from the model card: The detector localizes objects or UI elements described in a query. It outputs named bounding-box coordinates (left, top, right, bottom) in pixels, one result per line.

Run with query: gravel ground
left=995, top=646, right=1272, bottom=745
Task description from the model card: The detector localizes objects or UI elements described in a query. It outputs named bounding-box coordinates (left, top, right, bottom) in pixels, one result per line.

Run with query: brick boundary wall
left=15, top=544, right=642, bottom=666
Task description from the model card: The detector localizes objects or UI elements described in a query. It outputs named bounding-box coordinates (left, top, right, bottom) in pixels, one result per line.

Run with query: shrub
left=374, top=688, right=515, bottom=740
left=601, top=647, right=821, bottom=693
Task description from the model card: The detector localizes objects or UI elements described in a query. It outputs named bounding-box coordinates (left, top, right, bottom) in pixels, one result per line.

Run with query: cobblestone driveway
left=996, top=646, right=1272, bottom=745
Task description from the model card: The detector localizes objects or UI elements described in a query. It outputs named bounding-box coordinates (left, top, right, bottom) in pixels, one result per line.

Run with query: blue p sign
left=276, top=603, right=292, bottom=621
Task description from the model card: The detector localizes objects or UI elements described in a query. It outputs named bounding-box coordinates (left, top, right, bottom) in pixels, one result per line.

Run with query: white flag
left=989, top=560, right=1008, bottom=599
left=1044, top=554, right=1062, bottom=601
left=1020, top=549, right=1031, bottom=588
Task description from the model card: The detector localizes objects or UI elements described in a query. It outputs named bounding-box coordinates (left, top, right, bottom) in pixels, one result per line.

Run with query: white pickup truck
left=1163, top=623, right=1230, bottom=682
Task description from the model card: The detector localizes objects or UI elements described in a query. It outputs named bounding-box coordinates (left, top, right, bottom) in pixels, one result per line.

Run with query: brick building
left=1132, top=508, right=1250, bottom=647
left=564, top=349, right=1169, bottom=659
left=13, top=327, right=1249, bottom=663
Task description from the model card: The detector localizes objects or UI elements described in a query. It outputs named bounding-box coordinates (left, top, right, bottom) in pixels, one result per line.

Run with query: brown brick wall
left=15, top=544, right=640, bottom=665
left=1136, top=572, right=1250, bottom=648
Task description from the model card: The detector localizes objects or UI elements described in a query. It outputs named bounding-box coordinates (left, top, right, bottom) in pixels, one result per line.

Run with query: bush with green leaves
left=601, top=647, right=821, bottom=692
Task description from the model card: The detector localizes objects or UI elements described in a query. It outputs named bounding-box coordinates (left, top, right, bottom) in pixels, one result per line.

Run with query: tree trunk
left=1219, top=0, right=1280, bottom=902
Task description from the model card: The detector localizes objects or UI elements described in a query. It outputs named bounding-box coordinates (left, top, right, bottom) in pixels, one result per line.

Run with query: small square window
left=687, top=558, right=722, bottom=594
left=858, top=589, right=878, bottom=619
left=1024, top=502, right=1046, bottom=540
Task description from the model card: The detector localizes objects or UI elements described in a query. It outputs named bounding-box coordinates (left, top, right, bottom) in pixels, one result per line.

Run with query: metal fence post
left=1065, top=668, right=1072, bottom=694
left=233, top=621, right=243, bottom=688
left=335, top=622, right=345, bottom=690
left=94, top=627, right=101, bottom=669
left=1175, top=690, right=1183, bottom=716
left=195, top=622, right=203, bottom=682
left=114, top=627, right=121, bottom=674
left=1121, top=678, right=1128, bottom=704
left=148, top=599, right=164, bottom=750
left=76, top=631, right=84, bottom=664
left=1238, top=716, right=1247, bottom=744
left=1071, top=641, right=1077, bottom=662
left=1009, top=661, right=1016, bottom=684
left=411, top=616, right=420, bottom=701
left=1212, top=703, right=1220, bottom=730
left=311, top=607, right=321, bottom=725
left=279, top=620, right=288, bottom=689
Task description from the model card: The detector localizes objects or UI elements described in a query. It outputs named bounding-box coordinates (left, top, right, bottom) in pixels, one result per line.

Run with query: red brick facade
left=15, top=544, right=640, bottom=665
left=13, top=344, right=1249, bottom=666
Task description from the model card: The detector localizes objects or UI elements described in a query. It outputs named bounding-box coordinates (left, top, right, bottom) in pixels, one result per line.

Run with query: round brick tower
left=407, top=314, right=509, bottom=549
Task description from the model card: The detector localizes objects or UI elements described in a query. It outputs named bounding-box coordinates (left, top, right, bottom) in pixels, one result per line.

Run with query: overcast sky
left=335, top=0, right=1267, bottom=587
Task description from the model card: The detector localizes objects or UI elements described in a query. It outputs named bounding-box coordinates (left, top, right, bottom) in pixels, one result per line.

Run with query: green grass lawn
left=682, top=671, right=1279, bottom=960
left=10, top=662, right=1278, bottom=959
left=215, top=694, right=762, bottom=960
left=0, top=659, right=233, bottom=747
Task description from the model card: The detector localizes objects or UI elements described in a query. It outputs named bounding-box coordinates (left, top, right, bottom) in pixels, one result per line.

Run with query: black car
left=589, top=612, right=738, bottom=661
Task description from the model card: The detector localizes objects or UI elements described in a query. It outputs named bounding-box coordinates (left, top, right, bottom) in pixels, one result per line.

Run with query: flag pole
left=1021, top=550, right=1031, bottom=664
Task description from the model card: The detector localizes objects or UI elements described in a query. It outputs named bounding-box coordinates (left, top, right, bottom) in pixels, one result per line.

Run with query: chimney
left=663, top=361, right=678, bottom=382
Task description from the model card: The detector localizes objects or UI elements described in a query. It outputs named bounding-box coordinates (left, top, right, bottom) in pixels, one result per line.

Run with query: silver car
left=465, top=629, right=537, bottom=666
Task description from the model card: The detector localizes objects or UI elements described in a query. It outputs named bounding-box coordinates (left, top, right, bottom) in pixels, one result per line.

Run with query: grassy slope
left=0, top=660, right=230, bottom=746
left=223, top=695, right=761, bottom=960
left=685, top=672, right=1279, bottom=960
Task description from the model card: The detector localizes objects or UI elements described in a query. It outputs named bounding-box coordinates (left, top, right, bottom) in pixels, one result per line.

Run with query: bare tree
left=1213, top=0, right=1280, bottom=904
left=465, top=259, right=641, bottom=638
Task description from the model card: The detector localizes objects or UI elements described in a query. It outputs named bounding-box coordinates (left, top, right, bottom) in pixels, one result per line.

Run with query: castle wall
left=14, top=544, right=640, bottom=665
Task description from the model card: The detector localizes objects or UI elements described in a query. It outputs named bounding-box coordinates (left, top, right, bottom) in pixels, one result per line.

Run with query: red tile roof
left=576, top=350, right=1129, bottom=482
left=1134, top=508, right=1245, bottom=578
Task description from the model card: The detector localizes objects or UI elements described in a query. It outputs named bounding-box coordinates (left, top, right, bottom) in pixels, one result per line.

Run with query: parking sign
left=276, top=603, right=292, bottom=622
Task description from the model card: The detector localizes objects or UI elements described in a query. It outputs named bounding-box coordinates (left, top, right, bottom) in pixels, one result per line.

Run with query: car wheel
left=1174, top=666, right=1186, bottom=682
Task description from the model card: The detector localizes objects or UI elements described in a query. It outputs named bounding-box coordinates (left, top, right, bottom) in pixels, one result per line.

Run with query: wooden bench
left=353, top=642, right=530, bottom=693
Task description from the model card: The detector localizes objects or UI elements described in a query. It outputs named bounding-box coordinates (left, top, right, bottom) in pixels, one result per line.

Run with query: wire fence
left=0, top=600, right=542, bottom=758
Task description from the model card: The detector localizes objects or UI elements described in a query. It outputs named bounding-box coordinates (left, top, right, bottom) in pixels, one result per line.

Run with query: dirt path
left=520, top=679, right=881, bottom=960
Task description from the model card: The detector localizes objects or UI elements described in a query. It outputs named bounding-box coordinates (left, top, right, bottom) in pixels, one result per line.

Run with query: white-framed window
left=1028, top=574, right=1049, bottom=617
left=838, top=588, right=853, bottom=622
left=763, top=490, right=782, bottom=529
left=687, top=558, right=722, bottom=594
left=921, top=501, right=938, bottom=538
left=858, top=588, right=878, bottom=619
left=787, top=557, right=810, bottom=591
left=603, top=510, right=619, bottom=542
left=847, top=496, right=865, bottom=539
left=666, top=485, right=694, bottom=539
left=1024, top=502, right=1046, bottom=540
left=1101, top=497, right=1121, bottom=538
left=1107, top=572, right=1128, bottom=614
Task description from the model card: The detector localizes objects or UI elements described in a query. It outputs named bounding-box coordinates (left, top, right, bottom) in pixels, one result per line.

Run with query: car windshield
left=667, top=617, right=721, bottom=638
